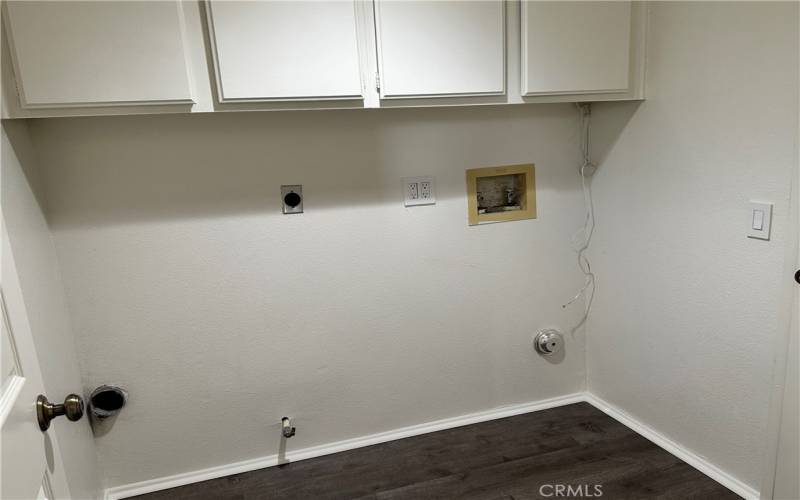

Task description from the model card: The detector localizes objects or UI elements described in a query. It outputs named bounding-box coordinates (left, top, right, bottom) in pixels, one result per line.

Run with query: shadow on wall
left=21, top=103, right=638, bottom=229
left=2, top=120, right=49, bottom=212
left=589, top=101, right=642, bottom=166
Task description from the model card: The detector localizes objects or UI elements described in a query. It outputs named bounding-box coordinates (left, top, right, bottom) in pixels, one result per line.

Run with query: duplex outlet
left=403, top=176, right=435, bottom=207
left=420, top=180, right=432, bottom=199
left=408, top=182, right=419, bottom=200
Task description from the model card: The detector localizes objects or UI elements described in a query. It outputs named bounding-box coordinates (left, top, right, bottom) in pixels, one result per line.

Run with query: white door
left=374, top=0, right=505, bottom=98
left=772, top=185, right=800, bottom=500
left=1, top=218, right=70, bottom=500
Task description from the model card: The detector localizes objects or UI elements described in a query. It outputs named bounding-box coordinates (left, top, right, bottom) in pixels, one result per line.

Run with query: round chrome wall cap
left=534, top=329, right=564, bottom=356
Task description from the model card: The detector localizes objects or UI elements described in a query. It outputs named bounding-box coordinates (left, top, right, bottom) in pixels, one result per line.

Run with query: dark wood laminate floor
left=129, top=403, right=740, bottom=500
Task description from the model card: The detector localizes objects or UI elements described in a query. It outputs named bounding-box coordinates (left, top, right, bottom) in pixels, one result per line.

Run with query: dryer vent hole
left=92, top=390, right=124, bottom=411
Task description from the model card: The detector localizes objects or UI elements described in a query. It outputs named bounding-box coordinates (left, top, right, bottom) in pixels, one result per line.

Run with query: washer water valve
left=534, top=329, right=564, bottom=356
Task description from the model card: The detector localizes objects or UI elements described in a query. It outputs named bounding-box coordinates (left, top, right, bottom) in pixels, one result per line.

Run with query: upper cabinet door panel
left=522, top=1, right=631, bottom=96
left=4, top=1, right=194, bottom=108
left=207, top=1, right=363, bottom=102
left=375, top=0, right=505, bottom=99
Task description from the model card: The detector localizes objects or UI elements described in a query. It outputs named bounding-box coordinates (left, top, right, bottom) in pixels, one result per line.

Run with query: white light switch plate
left=403, top=176, right=435, bottom=207
left=747, top=201, right=773, bottom=240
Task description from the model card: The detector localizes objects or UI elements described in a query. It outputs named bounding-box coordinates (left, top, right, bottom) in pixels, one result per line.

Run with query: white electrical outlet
left=403, top=177, right=435, bottom=207
left=420, top=180, right=432, bottom=199
left=408, top=182, right=419, bottom=200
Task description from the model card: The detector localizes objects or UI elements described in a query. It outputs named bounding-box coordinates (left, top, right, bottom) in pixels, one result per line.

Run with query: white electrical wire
left=563, top=103, right=596, bottom=331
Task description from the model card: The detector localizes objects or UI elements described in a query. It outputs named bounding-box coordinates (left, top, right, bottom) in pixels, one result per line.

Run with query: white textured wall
left=587, top=1, right=799, bottom=491
left=29, top=105, right=588, bottom=488
left=2, top=122, right=101, bottom=498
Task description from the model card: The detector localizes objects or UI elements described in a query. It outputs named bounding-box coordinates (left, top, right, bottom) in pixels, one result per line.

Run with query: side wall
left=29, top=104, right=589, bottom=488
left=588, top=1, right=799, bottom=491
left=2, top=121, right=101, bottom=498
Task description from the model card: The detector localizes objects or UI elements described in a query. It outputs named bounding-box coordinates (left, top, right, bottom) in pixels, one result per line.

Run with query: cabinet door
left=521, top=1, right=631, bottom=96
left=207, top=1, right=363, bottom=102
left=375, top=0, right=505, bottom=99
left=3, top=1, right=193, bottom=108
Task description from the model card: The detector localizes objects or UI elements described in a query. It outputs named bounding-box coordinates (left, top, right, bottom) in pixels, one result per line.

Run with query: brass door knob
left=37, top=394, right=84, bottom=431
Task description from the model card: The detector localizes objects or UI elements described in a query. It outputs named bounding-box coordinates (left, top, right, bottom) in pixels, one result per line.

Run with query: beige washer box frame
left=466, top=164, right=536, bottom=225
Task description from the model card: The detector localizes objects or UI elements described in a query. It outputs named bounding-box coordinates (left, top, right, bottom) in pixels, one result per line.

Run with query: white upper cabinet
left=374, top=0, right=505, bottom=99
left=1, top=0, right=646, bottom=117
left=521, top=1, right=632, bottom=96
left=3, top=1, right=194, bottom=108
left=206, top=1, right=363, bottom=102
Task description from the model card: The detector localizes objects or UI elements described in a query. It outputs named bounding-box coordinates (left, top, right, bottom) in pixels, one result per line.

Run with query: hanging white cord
left=563, top=103, right=596, bottom=331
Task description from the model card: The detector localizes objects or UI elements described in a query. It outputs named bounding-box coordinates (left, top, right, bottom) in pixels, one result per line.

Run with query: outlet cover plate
left=403, top=176, right=435, bottom=207
left=281, top=185, right=303, bottom=214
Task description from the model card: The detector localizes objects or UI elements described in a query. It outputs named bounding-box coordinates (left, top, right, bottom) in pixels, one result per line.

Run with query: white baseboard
left=105, top=392, right=757, bottom=500
left=104, top=392, right=585, bottom=500
left=583, top=393, right=759, bottom=500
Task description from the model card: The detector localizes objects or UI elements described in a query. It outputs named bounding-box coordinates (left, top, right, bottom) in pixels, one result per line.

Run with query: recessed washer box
left=466, top=164, right=536, bottom=225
